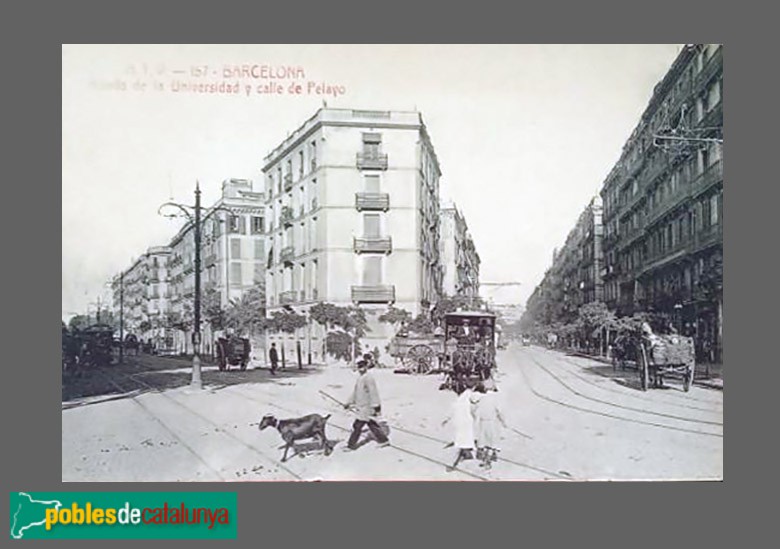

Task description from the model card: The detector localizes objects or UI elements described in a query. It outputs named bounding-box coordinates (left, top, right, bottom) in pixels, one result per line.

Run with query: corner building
left=263, top=108, right=443, bottom=357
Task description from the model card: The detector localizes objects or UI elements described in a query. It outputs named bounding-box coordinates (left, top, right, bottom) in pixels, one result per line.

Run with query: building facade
left=601, top=44, right=723, bottom=361
left=526, top=44, right=723, bottom=363
left=524, top=197, right=604, bottom=326
left=439, top=202, right=480, bottom=299
left=262, top=108, right=444, bottom=357
left=112, top=179, right=266, bottom=355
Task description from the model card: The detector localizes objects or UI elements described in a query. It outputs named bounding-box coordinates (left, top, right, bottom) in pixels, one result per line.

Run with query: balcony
left=698, top=100, right=723, bottom=130
left=355, top=192, right=390, bottom=211
left=280, top=290, right=297, bottom=305
left=354, top=236, right=392, bottom=254
left=284, top=173, right=294, bottom=192
left=280, top=246, right=295, bottom=265
left=356, top=152, right=388, bottom=170
left=694, top=222, right=723, bottom=252
left=281, top=206, right=294, bottom=227
left=696, top=47, right=722, bottom=92
left=691, top=159, right=723, bottom=198
left=646, top=186, right=692, bottom=228
left=351, top=285, right=395, bottom=304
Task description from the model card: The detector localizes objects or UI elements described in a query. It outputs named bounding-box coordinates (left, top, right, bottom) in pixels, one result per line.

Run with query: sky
left=62, top=44, right=682, bottom=321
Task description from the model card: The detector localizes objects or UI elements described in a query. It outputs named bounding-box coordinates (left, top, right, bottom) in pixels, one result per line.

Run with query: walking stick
left=508, top=427, right=534, bottom=440
left=319, top=390, right=348, bottom=408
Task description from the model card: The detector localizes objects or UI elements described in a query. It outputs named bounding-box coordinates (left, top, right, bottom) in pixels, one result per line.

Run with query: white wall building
left=263, top=108, right=443, bottom=359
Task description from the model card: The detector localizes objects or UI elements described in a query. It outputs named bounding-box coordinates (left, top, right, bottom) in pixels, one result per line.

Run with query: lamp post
left=159, top=182, right=204, bottom=390
left=159, top=182, right=240, bottom=390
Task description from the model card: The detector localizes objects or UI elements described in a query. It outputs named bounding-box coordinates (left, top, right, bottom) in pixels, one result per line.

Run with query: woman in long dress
left=442, top=382, right=475, bottom=471
left=471, top=383, right=508, bottom=468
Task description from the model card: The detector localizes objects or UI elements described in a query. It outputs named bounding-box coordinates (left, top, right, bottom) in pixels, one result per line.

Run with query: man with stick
left=342, top=359, right=390, bottom=450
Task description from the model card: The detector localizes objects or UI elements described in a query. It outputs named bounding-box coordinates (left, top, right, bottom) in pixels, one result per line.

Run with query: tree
left=575, top=302, right=616, bottom=355
left=407, top=312, right=434, bottom=334
left=224, top=284, right=266, bottom=335
left=378, top=306, right=412, bottom=328
left=309, top=302, right=370, bottom=363
left=68, top=315, right=91, bottom=332
left=430, top=295, right=488, bottom=324
left=268, top=310, right=307, bottom=334
left=202, top=288, right=225, bottom=331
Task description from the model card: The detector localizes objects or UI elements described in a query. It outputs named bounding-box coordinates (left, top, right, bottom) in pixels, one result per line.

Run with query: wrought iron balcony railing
left=354, top=236, right=392, bottom=254
left=351, top=285, right=395, bottom=304
left=355, top=192, right=390, bottom=211
left=356, top=152, right=388, bottom=170
left=280, top=246, right=295, bottom=265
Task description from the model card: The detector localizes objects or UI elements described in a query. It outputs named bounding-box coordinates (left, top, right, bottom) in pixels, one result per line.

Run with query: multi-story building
left=601, top=44, right=723, bottom=361
left=439, top=202, right=480, bottom=299
left=523, top=197, right=603, bottom=326
left=262, top=108, right=443, bottom=357
left=111, top=246, right=172, bottom=346
left=113, top=178, right=266, bottom=355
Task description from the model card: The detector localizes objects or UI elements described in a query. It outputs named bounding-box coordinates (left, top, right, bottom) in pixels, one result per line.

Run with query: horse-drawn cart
left=639, top=332, right=696, bottom=392
left=389, top=311, right=498, bottom=390
left=215, top=335, right=251, bottom=371
left=388, top=333, right=443, bottom=374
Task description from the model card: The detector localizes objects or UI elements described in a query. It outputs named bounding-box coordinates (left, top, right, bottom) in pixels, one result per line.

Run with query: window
left=298, top=150, right=304, bottom=177
left=254, top=263, right=263, bottom=284
left=230, top=262, right=242, bottom=286
left=363, top=256, right=382, bottom=285
left=362, top=133, right=382, bottom=157
left=230, top=238, right=241, bottom=259
left=229, top=215, right=243, bottom=234
left=710, top=194, right=719, bottom=225
left=251, top=216, right=264, bottom=234
left=364, top=175, right=380, bottom=193
left=364, top=213, right=380, bottom=237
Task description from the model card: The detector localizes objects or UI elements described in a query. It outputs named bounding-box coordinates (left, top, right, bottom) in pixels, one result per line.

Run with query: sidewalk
left=564, top=349, right=723, bottom=390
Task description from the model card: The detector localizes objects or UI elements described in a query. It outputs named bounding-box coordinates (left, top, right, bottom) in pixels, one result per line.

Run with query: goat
left=257, top=413, right=333, bottom=462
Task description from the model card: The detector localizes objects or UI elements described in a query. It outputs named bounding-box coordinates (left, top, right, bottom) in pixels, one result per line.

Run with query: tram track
left=94, top=368, right=305, bottom=481
left=229, top=383, right=573, bottom=481
left=550, top=351, right=723, bottom=410
left=99, top=366, right=499, bottom=481
left=525, top=353, right=723, bottom=427
left=514, top=356, right=722, bottom=438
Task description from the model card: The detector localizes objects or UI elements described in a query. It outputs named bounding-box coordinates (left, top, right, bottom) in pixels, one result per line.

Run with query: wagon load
left=215, top=335, right=251, bottom=371
left=647, top=334, right=695, bottom=365
left=639, top=327, right=696, bottom=392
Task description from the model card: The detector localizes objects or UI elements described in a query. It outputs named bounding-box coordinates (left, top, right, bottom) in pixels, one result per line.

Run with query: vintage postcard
left=62, top=44, right=723, bottom=481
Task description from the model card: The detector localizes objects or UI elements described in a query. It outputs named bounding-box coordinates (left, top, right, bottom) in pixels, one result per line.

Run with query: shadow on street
left=62, top=354, right=324, bottom=407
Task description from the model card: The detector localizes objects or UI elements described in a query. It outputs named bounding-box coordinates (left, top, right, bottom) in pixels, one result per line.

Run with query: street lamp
left=159, top=181, right=205, bottom=390
left=159, top=181, right=240, bottom=390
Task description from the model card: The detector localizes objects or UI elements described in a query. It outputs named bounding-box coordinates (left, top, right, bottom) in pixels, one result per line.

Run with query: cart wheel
left=683, top=363, right=693, bottom=392
left=639, top=344, right=649, bottom=391
left=407, top=344, right=435, bottom=374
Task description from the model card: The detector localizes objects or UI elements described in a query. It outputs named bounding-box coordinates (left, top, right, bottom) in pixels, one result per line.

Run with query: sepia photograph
left=62, top=44, right=723, bottom=482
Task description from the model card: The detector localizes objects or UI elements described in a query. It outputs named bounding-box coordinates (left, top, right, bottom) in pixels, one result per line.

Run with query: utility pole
left=119, top=272, right=124, bottom=365
left=192, top=182, right=202, bottom=390
left=159, top=180, right=238, bottom=390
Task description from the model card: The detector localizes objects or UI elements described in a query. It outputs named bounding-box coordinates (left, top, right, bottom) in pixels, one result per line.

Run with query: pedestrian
left=442, top=381, right=475, bottom=471
left=343, top=359, right=390, bottom=450
left=269, top=342, right=279, bottom=375
left=471, top=382, right=508, bottom=469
